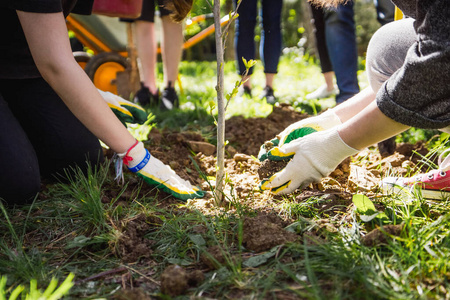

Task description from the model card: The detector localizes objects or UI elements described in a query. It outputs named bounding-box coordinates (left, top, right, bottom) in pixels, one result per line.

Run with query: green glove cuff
left=119, top=101, right=148, bottom=125
left=283, top=127, right=318, bottom=145
left=137, top=172, right=205, bottom=201
left=110, top=105, right=135, bottom=124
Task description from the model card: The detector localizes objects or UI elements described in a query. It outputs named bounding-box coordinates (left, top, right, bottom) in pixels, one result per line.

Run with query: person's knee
left=0, top=173, right=41, bottom=206
left=366, top=18, right=415, bottom=92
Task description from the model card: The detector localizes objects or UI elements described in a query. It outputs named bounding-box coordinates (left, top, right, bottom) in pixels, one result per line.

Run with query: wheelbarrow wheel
left=73, top=51, right=92, bottom=70
left=84, top=52, right=130, bottom=94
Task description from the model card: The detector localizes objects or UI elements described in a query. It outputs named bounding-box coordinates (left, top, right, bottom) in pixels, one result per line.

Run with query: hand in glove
left=258, top=109, right=342, bottom=161
left=260, top=128, right=358, bottom=195
left=117, top=141, right=205, bottom=201
left=98, top=89, right=148, bottom=125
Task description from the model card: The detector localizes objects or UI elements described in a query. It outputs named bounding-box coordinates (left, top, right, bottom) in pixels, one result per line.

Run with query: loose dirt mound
left=225, top=103, right=309, bottom=156
left=93, top=104, right=432, bottom=297
left=102, top=103, right=430, bottom=214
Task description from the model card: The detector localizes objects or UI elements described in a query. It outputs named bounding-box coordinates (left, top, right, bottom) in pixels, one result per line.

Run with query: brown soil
left=113, top=214, right=158, bottom=263
left=98, top=103, right=430, bottom=297
left=361, top=224, right=405, bottom=247
left=242, top=213, right=298, bottom=252
left=258, top=159, right=290, bottom=180
left=102, top=103, right=431, bottom=262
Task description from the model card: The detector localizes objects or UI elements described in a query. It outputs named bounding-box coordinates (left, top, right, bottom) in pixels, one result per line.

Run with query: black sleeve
left=72, top=0, right=94, bottom=15
left=9, top=0, right=62, bottom=13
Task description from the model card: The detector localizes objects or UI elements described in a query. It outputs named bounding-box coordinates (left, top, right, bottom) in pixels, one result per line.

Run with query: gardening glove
left=260, top=128, right=359, bottom=195
left=116, top=141, right=205, bottom=201
left=258, top=109, right=342, bottom=161
left=98, top=89, right=148, bottom=125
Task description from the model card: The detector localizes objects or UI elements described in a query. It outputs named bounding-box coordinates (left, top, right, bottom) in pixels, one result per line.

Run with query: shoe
left=305, top=84, right=338, bottom=100
left=381, top=149, right=450, bottom=200
left=134, top=82, right=159, bottom=107
left=160, top=81, right=179, bottom=111
left=260, top=86, right=277, bottom=105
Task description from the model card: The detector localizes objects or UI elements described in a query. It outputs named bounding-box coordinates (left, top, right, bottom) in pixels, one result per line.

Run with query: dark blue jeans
left=233, top=0, right=283, bottom=76
left=324, top=2, right=359, bottom=103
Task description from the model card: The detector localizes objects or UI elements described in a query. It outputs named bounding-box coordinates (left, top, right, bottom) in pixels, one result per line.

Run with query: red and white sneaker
left=381, top=149, right=450, bottom=200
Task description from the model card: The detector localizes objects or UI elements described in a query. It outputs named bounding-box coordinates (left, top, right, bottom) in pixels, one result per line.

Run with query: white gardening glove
left=117, top=141, right=205, bottom=201
left=258, top=109, right=342, bottom=161
left=260, top=128, right=359, bottom=195
left=98, top=89, right=148, bottom=125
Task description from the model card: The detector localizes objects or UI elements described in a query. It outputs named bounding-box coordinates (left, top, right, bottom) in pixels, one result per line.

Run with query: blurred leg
left=260, top=0, right=282, bottom=88
left=324, top=2, right=359, bottom=104
left=135, top=20, right=158, bottom=94
left=373, top=0, right=395, bottom=25
left=160, top=15, right=183, bottom=88
left=234, top=0, right=258, bottom=88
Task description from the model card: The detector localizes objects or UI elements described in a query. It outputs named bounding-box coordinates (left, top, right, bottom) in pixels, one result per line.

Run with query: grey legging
left=366, top=18, right=416, bottom=93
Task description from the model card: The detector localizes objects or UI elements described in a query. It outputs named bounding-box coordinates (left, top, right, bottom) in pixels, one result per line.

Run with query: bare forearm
left=333, top=87, right=376, bottom=123
left=43, top=63, right=136, bottom=153
left=338, top=101, right=409, bottom=150
left=18, top=10, right=135, bottom=153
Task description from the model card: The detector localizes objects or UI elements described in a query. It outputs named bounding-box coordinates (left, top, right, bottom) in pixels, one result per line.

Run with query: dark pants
left=324, top=2, right=360, bottom=103
left=310, top=5, right=333, bottom=73
left=309, top=2, right=360, bottom=103
left=0, top=78, right=104, bottom=205
left=234, top=0, right=283, bottom=75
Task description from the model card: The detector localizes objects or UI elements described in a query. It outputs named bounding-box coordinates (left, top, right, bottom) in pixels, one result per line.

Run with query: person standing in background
left=121, top=0, right=184, bottom=110
left=306, top=0, right=395, bottom=103
left=233, top=0, right=283, bottom=105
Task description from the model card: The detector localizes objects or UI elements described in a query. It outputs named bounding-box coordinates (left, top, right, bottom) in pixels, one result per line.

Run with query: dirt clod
left=257, top=159, right=289, bottom=180
left=160, top=265, right=189, bottom=296
left=201, top=245, right=227, bottom=269
left=243, top=213, right=298, bottom=252
left=112, top=288, right=151, bottom=300
left=114, top=214, right=157, bottom=263
left=361, top=224, right=404, bottom=247
left=187, top=270, right=205, bottom=287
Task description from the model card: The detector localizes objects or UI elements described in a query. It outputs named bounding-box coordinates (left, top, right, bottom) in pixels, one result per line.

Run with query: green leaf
left=242, top=57, right=248, bottom=68
left=352, top=194, right=390, bottom=223
left=352, top=194, right=377, bottom=215
left=65, top=235, right=91, bottom=249
left=189, top=234, right=206, bottom=247
left=243, top=246, right=280, bottom=268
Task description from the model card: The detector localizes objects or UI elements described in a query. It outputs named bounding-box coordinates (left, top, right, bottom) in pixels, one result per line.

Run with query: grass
left=1, top=52, right=450, bottom=299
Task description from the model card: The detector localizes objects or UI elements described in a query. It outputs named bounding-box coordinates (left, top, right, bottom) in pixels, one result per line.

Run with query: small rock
left=187, top=141, right=216, bottom=156
left=226, top=145, right=238, bottom=157
left=187, top=270, right=205, bottom=287
left=234, top=153, right=252, bottom=162
left=169, top=161, right=180, bottom=169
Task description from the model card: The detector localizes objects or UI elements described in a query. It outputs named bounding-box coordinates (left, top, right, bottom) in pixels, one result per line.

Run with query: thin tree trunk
left=213, top=0, right=225, bottom=205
